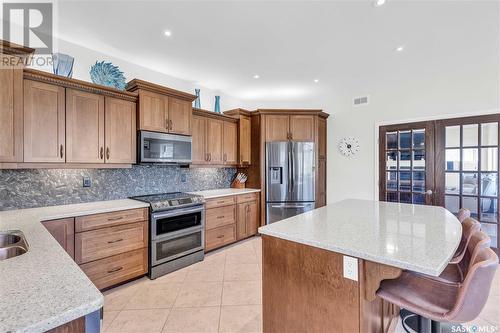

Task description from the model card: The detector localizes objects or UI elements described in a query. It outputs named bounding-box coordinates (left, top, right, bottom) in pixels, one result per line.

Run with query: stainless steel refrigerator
left=266, top=141, right=315, bottom=224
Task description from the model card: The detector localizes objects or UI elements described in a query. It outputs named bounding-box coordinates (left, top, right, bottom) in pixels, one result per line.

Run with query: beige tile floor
left=103, top=236, right=500, bottom=333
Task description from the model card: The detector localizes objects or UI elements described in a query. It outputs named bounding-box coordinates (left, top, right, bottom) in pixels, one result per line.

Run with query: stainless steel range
left=131, top=192, right=205, bottom=279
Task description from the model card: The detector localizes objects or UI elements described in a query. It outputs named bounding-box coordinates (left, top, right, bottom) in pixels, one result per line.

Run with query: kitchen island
left=258, top=199, right=462, bottom=333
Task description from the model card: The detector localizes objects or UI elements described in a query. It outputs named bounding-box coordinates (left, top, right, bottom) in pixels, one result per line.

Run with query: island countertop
left=0, top=199, right=150, bottom=333
left=258, top=199, right=462, bottom=276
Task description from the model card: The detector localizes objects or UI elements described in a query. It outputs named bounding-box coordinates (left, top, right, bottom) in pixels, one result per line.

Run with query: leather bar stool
left=376, top=247, right=499, bottom=333
left=457, top=208, right=471, bottom=223
left=450, top=218, right=481, bottom=264
left=421, top=230, right=491, bottom=284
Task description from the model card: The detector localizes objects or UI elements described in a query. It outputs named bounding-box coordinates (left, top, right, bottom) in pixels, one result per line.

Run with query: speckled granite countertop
left=0, top=199, right=150, bottom=333
left=189, top=188, right=261, bottom=199
left=259, top=199, right=462, bottom=276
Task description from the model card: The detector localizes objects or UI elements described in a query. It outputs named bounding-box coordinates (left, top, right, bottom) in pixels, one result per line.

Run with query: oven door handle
left=152, top=225, right=204, bottom=242
left=151, top=205, right=204, bottom=220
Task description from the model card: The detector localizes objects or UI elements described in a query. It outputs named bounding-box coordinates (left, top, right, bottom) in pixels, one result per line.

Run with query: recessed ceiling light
left=395, top=46, right=404, bottom=52
left=374, top=0, right=386, bottom=6
left=253, top=74, right=260, bottom=79
left=313, top=79, right=319, bottom=83
left=164, top=30, right=172, bottom=37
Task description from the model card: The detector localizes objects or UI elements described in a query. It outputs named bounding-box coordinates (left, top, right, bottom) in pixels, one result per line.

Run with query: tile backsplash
left=0, top=165, right=237, bottom=211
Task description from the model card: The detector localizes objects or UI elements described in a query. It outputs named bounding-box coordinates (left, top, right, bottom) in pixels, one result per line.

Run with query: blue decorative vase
left=214, top=95, right=221, bottom=113
left=194, top=89, right=201, bottom=109
left=52, top=53, right=74, bottom=78
left=89, top=61, right=126, bottom=90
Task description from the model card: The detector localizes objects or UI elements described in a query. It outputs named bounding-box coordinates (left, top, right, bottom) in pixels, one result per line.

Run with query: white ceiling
left=55, top=0, right=499, bottom=102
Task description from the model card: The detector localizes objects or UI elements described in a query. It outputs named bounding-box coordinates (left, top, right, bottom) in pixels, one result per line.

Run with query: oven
left=149, top=204, right=204, bottom=278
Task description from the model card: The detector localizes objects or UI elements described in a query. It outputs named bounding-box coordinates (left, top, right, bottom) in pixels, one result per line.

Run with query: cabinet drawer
left=75, top=221, right=147, bottom=264
left=237, top=192, right=259, bottom=203
left=206, top=205, right=236, bottom=230
left=205, top=196, right=236, bottom=209
left=80, top=248, right=147, bottom=290
left=75, top=208, right=148, bottom=232
left=206, top=224, right=236, bottom=251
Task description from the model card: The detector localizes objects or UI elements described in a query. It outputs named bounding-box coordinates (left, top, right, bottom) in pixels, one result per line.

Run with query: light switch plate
left=83, top=176, right=91, bottom=188
left=343, top=255, right=358, bottom=281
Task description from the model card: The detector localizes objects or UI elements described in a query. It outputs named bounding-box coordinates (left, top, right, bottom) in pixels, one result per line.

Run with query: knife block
left=231, top=179, right=246, bottom=189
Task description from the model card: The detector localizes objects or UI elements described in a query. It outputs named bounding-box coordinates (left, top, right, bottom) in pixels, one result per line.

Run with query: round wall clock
left=338, top=137, right=360, bottom=156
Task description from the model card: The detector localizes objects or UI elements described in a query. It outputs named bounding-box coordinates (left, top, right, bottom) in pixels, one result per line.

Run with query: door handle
left=106, top=147, right=110, bottom=160
left=169, top=119, right=173, bottom=130
left=107, top=238, right=123, bottom=244
left=60, top=144, right=64, bottom=159
left=107, top=266, right=123, bottom=274
left=425, top=190, right=433, bottom=195
left=100, top=147, right=104, bottom=159
left=165, top=119, right=169, bottom=131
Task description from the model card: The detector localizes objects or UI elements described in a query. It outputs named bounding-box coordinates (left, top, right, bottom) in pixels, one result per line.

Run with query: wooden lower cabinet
left=42, top=218, right=75, bottom=259
left=80, top=248, right=147, bottom=290
left=205, top=193, right=260, bottom=252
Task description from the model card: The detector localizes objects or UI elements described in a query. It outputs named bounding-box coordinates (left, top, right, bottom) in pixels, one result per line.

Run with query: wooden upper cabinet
left=318, top=118, right=327, bottom=159
left=105, top=97, right=136, bottom=163
left=42, top=218, right=75, bottom=259
left=239, top=115, right=251, bottom=165
left=24, top=80, right=65, bottom=162
left=207, top=118, right=223, bottom=164
left=138, top=91, right=168, bottom=133
left=265, top=115, right=289, bottom=142
left=0, top=61, right=23, bottom=162
left=66, top=89, right=105, bottom=163
left=289, top=115, right=315, bottom=141
left=223, top=121, right=238, bottom=165
left=192, top=115, right=207, bottom=164
left=168, top=98, right=192, bottom=135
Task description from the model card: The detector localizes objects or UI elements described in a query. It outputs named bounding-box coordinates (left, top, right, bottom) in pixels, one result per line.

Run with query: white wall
left=29, top=38, right=246, bottom=111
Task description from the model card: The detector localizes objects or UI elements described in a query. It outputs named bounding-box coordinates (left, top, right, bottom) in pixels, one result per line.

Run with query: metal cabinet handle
left=107, top=216, right=123, bottom=221
left=166, top=119, right=169, bottom=130
left=60, top=144, right=64, bottom=158
left=425, top=190, right=433, bottom=195
left=208, top=153, right=212, bottom=162
left=169, top=119, right=173, bottom=130
left=107, top=266, right=123, bottom=273
left=106, top=147, right=110, bottom=160
left=217, top=235, right=224, bottom=239
left=108, top=238, right=123, bottom=244
left=217, top=215, right=225, bottom=219
left=100, top=147, right=104, bottom=159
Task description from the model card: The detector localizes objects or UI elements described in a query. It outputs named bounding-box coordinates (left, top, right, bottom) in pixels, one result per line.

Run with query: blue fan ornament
left=89, top=61, right=126, bottom=90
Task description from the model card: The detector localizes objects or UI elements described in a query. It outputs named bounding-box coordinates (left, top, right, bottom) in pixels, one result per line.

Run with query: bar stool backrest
left=454, top=218, right=481, bottom=263
left=457, top=208, right=471, bottom=223
left=445, top=247, right=498, bottom=323
left=459, top=230, right=491, bottom=274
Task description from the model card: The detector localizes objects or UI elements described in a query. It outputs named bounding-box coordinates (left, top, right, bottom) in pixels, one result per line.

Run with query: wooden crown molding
left=126, top=79, right=197, bottom=102
left=256, top=108, right=325, bottom=116
left=193, top=108, right=238, bottom=122
left=0, top=40, right=35, bottom=57
left=23, top=68, right=138, bottom=102
left=223, top=108, right=254, bottom=117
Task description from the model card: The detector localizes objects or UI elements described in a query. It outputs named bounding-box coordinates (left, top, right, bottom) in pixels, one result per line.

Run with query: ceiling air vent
left=353, top=96, right=369, bottom=106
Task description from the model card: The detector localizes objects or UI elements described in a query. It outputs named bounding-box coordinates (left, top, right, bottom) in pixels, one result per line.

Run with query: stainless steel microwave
left=139, top=131, right=192, bottom=164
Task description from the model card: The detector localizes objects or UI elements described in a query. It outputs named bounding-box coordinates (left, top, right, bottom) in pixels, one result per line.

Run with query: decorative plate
left=90, top=61, right=126, bottom=90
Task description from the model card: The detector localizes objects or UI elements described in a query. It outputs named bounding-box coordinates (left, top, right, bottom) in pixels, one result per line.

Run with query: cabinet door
left=24, top=80, right=66, bottom=162
left=66, top=89, right=105, bottom=163
left=236, top=203, right=248, bottom=240
left=290, top=115, right=315, bottom=141
left=223, top=121, right=238, bottom=165
left=246, top=200, right=259, bottom=236
left=239, top=115, right=251, bottom=165
left=105, top=97, right=136, bottom=163
left=0, top=61, right=23, bottom=162
left=138, top=91, right=168, bottom=133
left=192, top=115, right=207, bottom=164
left=42, top=218, right=75, bottom=259
left=318, top=118, right=327, bottom=159
left=317, top=159, right=327, bottom=208
left=207, top=118, right=223, bottom=164
left=168, top=98, right=192, bottom=135
left=265, top=115, right=289, bottom=142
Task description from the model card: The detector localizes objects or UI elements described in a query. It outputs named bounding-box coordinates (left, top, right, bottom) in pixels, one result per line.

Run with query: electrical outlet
left=83, top=176, right=92, bottom=188
left=180, top=174, right=187, bottom=183
left=343, top=255, right=358, bottom=281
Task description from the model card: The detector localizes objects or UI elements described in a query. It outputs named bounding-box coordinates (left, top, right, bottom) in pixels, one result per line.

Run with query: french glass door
left=379, top=114, right=500, bottom=249
left=379, top=121, right=435, bottom=205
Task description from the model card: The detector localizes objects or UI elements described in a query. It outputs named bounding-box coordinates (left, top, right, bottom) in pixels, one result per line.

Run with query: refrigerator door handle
left=288, top=143, right=293, bottom=193
left=290, top=147, right=295, bottom=193
left=271, top=204, right=309, bottom=209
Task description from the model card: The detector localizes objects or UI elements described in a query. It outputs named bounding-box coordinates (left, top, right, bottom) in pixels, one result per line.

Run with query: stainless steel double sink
left=0, top=230, right=29, bottom=261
